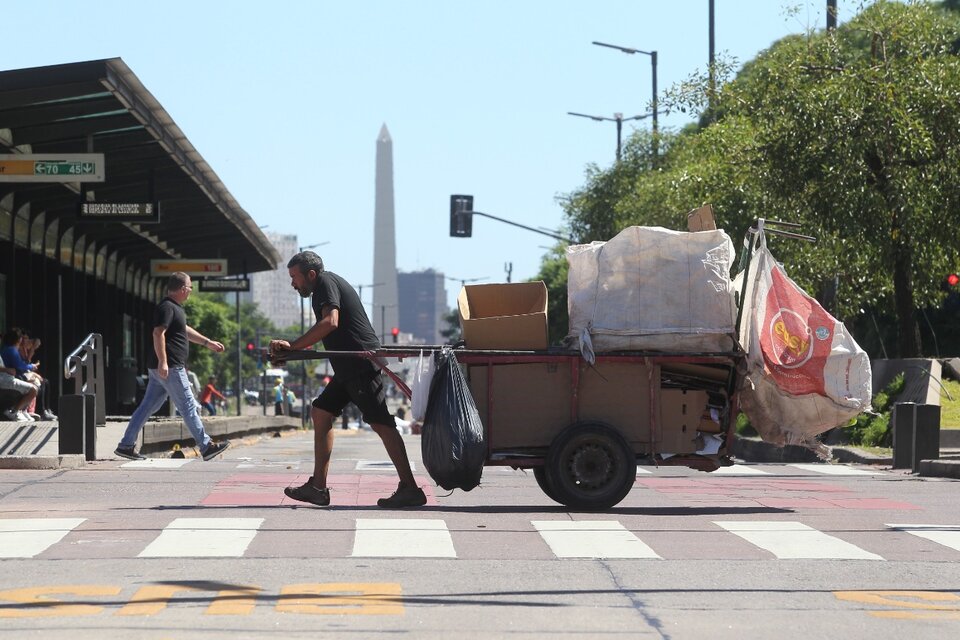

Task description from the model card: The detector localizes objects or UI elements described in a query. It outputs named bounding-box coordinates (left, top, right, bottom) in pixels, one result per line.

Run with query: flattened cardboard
left=659, top=389, right=709, bottom=454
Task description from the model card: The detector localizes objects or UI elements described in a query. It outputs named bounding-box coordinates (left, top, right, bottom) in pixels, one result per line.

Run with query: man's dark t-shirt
left=311, top=271, right=381, bottom=380
left=147, top=297, right=189, bottom=369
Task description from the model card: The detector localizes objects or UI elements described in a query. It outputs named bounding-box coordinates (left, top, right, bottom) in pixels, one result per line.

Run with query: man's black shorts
left=312, top=369, right=396, bottom=427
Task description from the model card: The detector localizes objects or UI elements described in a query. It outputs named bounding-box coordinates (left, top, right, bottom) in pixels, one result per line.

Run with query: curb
left=918, top=459, right=960, bottom=479
left=0, top=454, right=85, bottom=470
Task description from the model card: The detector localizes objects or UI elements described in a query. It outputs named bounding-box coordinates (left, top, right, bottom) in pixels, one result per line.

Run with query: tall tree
left=560, top=1, right=960, bottom=358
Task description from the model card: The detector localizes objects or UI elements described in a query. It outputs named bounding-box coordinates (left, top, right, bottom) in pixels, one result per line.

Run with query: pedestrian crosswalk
left=1, top=516, right=957, bottom=561
left=138, top=518, right=264, bottom=558
left=714, top=520, right=884, bottom=560
left=0, top=518, right=86, bottom=558
left=121, top=458, right=892, bottom=477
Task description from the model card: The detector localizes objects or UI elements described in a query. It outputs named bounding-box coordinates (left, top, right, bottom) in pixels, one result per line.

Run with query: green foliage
left=534, top=247, right=570, bottom=345
left=560, top=0, right=960, bottom=359
left=941, top=377, right=960, bottom=427
left=440, top=308, right=461, bottom=344
left=846, top=373, right=905, bottom=446
left=184, top=294, right=280, bottom=392
left=735, top=411, right=758, bottom=437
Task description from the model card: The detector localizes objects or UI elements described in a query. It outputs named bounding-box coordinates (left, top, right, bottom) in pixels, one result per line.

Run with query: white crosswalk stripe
left=121, top=458, right=193, bottom=469
left=352, top=519, right=456, bottom=557
left=0, top=518, right=86, bottom=558
left=789, top=464, right=882, bottom=476
left=714, top=520, right=883, bottom=559
left=532, top=520, right=660, bottom=559
left=886, top=524, right=960, bottom=552
left=138, top=518, right=264, bottom=557
left=712, top=464, right=770, bottom=475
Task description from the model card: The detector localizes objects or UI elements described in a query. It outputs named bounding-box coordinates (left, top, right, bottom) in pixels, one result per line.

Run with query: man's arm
left=153, top=326, right=169, bottom=379
left=273, top=306, right=339, bottom=353
left=186, top=326, right=225, bottom=353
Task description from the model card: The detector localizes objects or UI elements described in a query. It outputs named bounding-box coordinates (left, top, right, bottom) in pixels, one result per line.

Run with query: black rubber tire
left=544, top=422, right=636, bottom=510
left=533, top=466, right=562, bottom=505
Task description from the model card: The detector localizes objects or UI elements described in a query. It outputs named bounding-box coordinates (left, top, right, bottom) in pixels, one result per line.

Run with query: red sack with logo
left=737, top=232, right=871, bottom=449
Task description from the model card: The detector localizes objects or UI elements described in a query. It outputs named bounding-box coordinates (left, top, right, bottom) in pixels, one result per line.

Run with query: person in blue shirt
left=0, top=328, right=55, bottom=421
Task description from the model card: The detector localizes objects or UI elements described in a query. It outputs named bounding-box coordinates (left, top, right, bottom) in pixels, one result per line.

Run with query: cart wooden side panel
left=463, top=353, right=736, bottom=460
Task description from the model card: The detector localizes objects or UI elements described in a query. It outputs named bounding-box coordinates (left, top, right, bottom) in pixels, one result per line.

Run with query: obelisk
left=372, top=124, right=399, bottom=342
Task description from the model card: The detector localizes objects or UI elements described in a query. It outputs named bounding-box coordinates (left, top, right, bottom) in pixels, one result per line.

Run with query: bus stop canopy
left=0, top=58, right=280, bottom=275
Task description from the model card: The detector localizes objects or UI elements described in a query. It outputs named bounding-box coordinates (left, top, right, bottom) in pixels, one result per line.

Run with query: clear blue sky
left=5, top=1, right=869, bottom=312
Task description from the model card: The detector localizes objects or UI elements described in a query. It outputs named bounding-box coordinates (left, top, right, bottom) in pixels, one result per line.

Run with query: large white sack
left=737, top=232, right=872, bottom=449
left=566, top=226, right=738, bottom=360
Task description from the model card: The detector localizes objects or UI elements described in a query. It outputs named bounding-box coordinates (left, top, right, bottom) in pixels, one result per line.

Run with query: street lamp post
left=592, top=41, right=659, bottom=165
left=297, top=241, right=329, bottom=427
left=568, top=111, right=652, bottom=162
left=446, top=276, right=488, bottom=290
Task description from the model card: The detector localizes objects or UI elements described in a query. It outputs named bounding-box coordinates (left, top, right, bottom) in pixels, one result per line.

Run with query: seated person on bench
left=0, top=351, right=38, bottom=422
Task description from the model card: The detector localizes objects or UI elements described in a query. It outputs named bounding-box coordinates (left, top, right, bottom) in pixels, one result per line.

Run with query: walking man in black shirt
left=115, top=272, right=229, bottom=461
left=272, top=251, right=426, bottom=508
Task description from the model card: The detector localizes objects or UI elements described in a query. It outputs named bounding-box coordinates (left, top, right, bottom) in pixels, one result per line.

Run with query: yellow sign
left=0, top=154, right=105, bottom=183
left=150, top=259, right=229, bottom=278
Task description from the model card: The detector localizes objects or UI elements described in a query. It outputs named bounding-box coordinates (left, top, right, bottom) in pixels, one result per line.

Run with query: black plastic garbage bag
left=421, top=348, right=485, bottom=491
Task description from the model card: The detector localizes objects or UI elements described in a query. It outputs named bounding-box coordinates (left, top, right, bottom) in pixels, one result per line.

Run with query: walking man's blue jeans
left=119, top=367, right=212, bottom=450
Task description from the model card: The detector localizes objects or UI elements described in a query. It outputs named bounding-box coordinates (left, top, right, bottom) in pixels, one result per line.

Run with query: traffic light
left=450, top=194, right=473, bottom=237
left=391, top=327, right=400, bottom=343
left=948, top=273, right=959, bottom=287
left=245, top=341, right=261, bottom=368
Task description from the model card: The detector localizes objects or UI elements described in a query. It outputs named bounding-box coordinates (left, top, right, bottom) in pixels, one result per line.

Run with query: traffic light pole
left=235, top=290, right=241, bottom=416
left=472, top=211, right=572, bottom=243
left=450, top=195, right=573, bottom=242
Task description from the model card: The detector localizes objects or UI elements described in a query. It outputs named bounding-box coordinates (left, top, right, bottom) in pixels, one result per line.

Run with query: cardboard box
left=458, top=281, right=548, bottom=350
left=686, top=204, right=717, bottom=231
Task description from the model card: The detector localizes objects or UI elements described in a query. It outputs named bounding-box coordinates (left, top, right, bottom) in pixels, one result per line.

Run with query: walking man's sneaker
left=377, top=483, right=427, bottom=508
left=284, top=477, right=331, bottom=506
left=114, top=446, right=145, bottom=461
left=42, top=410, right=57, bottom=421
left=201, top=441, right=229, bottom=461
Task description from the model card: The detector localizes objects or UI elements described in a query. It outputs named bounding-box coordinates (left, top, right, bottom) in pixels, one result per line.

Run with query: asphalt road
left=1, top=429, right=959, bottom=639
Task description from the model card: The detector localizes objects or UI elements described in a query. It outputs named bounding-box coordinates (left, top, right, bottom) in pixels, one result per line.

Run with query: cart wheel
left=533, top=466, right=562, bottom=505
left=545, top=422, right=636, bottom=510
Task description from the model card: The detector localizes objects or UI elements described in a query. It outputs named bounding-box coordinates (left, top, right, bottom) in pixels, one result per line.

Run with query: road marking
left=0, top=518, right=86, bottom=558
left=138, top=518, right=264, bottom=557
left=886, top=524, right=960, bottom=552
left=714, top=521, right=883, bottom=559
left=532, top=520, right=660, bottom=559
left=355, top=460, right=415, bottom=471
left=120, top=458, right=192, bottom=469
left=635, top=467, right=652, bottom=474
left=352, top=519, right=455, bottom=557
left=0, top=586, right=121, bottom=618
left=711, top=464, right=770, bottom=475
left=277, top=583, right=403, bottom=615
left=117, top=583, right=260, bottom=616
left=835, top=590, right=960, bottom=619
left=789, top=463, right=881, bottom=475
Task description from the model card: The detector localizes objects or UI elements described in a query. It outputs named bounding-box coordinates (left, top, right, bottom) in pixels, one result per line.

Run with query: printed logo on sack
left=768, top=309, right=813, bottom=369
left=758, top=265, right=834, bottom=396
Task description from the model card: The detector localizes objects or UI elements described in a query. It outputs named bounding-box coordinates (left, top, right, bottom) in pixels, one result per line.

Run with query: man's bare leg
left=311, top=406, right=335, bottom=488
left=371, top=423, right=417, bottom=487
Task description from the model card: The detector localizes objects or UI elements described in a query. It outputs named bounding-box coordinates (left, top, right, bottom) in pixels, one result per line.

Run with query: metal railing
left=63, top=332, right=106, bottom=427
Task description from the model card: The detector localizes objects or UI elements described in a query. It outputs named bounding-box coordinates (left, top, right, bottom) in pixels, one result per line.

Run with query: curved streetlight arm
left=591, top=41, right=654, bottom=56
